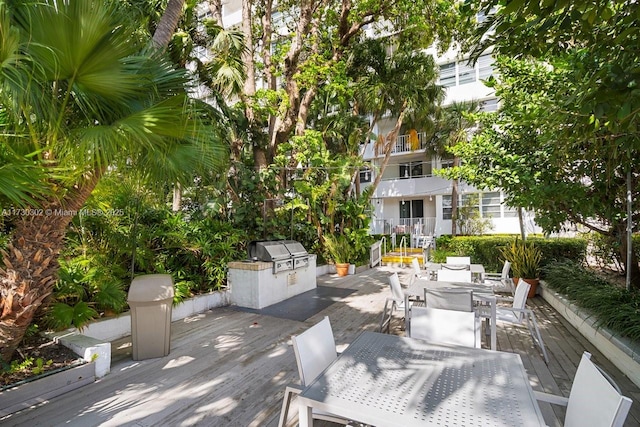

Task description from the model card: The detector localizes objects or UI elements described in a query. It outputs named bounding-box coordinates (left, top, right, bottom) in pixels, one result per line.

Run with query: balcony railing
left=393, top=131, right=428, bottom=154
left=371, top=217, right=436, bottom=237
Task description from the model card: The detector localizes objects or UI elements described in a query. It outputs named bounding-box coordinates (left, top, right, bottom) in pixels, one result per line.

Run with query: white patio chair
left=446, top=256, right=471, bottom=265
left=410, top=257, right=429, bottom=286
left=482, top=280, right=549, bottom=363
left=535, top=352, right=632, bottom=427
left=409, top=289, right=480, bottom=348
left=379, top=272, right=416, bottom=333
left=437, top=268, right=472, bottom=283
left=278, top=317, right=349, bottom=427
left=483, top=260, right=514, bottom=295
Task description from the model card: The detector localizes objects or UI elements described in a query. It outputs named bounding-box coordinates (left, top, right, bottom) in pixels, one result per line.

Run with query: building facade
left=360, top=49, right=539, bottom=244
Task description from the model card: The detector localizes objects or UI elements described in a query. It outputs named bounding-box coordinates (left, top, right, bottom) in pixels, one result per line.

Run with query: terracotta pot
left=335, top=263, right=350, bottom=277
left=515, top=277, right=540, bottom=298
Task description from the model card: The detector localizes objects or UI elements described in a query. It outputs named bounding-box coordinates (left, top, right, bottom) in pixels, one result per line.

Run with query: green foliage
left=454, top=194, right=494, bottom=236
left=1, top=357, right=52, bottom=378
left=323, top=234, right=354, bottom=264
left=500, top=239, right=542, bottom=279
left=435, top=235, right=587, bottom=274
left=543, top=260, right=640, bottom=343
left=54, top=173, right=247, bottom=325
left=463, top=0, right=640, bottom=286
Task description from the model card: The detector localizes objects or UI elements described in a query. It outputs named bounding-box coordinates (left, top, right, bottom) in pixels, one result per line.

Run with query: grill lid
left=283, top=240, right=308, bottom=258
left=248, top=241, right=291, bottom=262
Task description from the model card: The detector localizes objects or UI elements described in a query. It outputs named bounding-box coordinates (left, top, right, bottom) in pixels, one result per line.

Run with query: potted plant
left=500, top=239, right=542, bottom=298
left=323, top=234, right=353, bottom=277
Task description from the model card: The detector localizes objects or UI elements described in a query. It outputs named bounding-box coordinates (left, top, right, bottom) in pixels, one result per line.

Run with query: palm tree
left=432, top=100, right=480, bottom=235
left=348, top=38, right=444, bottom=197
left=0, top=0, right=227, bottom=362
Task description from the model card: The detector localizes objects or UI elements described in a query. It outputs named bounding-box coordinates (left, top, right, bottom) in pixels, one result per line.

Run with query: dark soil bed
left=1, top=335, right=81, bottom=388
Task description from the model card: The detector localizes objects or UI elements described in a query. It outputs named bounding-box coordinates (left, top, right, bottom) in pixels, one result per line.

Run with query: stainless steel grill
left=248, top=240, right=310, bottom=273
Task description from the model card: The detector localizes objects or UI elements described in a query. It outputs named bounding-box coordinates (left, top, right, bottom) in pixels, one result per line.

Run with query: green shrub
left=434, top=235, right=587, bottom=274
left=543, top=260, right=640, bottom=343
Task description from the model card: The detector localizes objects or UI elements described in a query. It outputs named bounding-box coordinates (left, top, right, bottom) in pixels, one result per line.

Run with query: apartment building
left=360, top=49, right=538, bottom=244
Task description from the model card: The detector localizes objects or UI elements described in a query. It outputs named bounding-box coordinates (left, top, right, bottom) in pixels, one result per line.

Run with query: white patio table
left=405, top=279, right=497, bottom=350
left=298, top=331, right=546, bottom=427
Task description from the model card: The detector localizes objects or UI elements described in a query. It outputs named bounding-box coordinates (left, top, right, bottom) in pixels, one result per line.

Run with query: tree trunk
left=617, top=222, right=640, bottom=290
left=0, top=177, right=100, bottom=362
left=450, top=156, right=460, bottom=236
left=208, top=0, right=223, bottom=26
left=153, top=0, right=186, bottom=209
left=172, top=183, right=182, bottom=212
left=152, top=0, right=185, bottom=49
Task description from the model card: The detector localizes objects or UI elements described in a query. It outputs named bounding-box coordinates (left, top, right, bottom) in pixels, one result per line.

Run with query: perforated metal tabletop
left=298, top=331, right=546, bottom=427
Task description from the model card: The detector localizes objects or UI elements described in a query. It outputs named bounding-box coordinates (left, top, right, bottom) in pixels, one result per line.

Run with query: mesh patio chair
left=445, top=256, right=471, bottom=265
left=379, top=272, right=415, bottom=333
left=410, top=257, right=430, bottom=286
left=535, top=352, right=632, bottom=427
left=278, top=317, right=350, bottom=427
left=483, top=260, right=514, bottom=295
left=480, top=280, right=549, bottom=363
left=436, top=268, right=473, bottom=283
left=409, top=289, right=481, bottom=348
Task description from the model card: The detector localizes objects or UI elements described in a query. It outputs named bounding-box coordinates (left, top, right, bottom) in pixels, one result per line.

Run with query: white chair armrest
left=534, top=390, right=569, bottom=407
left=285, top=384, right=303, bottom=394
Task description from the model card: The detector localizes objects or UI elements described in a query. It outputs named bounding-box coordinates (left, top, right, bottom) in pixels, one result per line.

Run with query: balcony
left=362, top=130, right=429, bottom=160
left=366, top=175, right=452, bottom=199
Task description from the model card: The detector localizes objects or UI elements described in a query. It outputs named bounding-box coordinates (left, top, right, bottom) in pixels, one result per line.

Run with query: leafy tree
left=347, top=38, right=444, bottom=197
left=238, top=0, right=467, bottom=170
left=0, top=0, right=227, bottom=362
left=467, top=0, right=640, bottom=288
left=432, top=101, right=480, bottom=235
left=448, top=54, right=640, bottom=287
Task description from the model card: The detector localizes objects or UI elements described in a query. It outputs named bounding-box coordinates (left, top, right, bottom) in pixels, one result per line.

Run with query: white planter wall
left=539, top=283, right=640, bottom=388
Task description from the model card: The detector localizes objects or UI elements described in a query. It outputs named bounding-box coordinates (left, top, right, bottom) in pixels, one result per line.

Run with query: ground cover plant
left=543, top=260, right=640, bottom=343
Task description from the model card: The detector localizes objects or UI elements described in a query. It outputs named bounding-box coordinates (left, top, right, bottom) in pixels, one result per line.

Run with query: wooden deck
left=2, top=266, right=639, bottom=427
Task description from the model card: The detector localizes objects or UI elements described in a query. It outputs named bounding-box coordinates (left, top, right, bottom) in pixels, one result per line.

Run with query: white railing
left=370, top=239, right=383, bottom=268
left=371, top=218, right=436, bottom=243
left=398, top=235, right=408, bottom=267
left=393, top=131, right=428, bottom=153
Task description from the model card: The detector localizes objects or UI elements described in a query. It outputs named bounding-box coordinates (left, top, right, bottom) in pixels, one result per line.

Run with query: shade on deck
left=1, top=266, right=638, bottom=427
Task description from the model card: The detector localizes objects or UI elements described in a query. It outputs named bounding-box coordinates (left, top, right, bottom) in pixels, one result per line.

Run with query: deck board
left=1, top=266, right=638, bottom=427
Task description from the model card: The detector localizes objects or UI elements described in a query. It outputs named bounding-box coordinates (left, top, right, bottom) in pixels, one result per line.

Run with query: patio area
left=1, top=266, right=639, bottom=427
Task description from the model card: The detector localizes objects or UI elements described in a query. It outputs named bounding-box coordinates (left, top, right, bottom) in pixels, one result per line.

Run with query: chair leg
left=379, top=299, right=394, bottom=333
left=526, top=311, right=549, bottom=364
left=278, top=386, right=301, bottom=427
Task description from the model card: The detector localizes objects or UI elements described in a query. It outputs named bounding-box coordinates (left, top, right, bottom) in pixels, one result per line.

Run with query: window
left=478, top=54, right=494, bottom=80
left=439, top=57, right=493, bottom=88
left=439, top=62, right=456, bottom=87
left=399, top=161, right=424, bottom=179
left=399, top=163, right=411, bottom=179
left=444, top=191, right=517, bottom=220
left=481, top=98, right=499, bottom=112
left=442, top=195, right=452, bottom=220
left=503, top=204, right=518, bottom=218
left=481, top=192, right=501, bottom=218
left=400, top=200, right=424, bottom=219
left=440, top=156, right=454, bottom=169
left=411, top=162, right=424, bottom=178
left=359, top=169, right=371, bottom=183
left=458, top=61, right=476, bottom=85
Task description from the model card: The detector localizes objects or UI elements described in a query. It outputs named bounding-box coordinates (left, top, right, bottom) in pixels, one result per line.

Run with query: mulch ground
left=1, top=334, right=81, bottom=388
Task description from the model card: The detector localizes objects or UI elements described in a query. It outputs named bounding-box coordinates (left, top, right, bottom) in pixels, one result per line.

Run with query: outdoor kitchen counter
left=228, top=254, right=317, bottom=309
left=228, top=260, right=274, bottom=271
